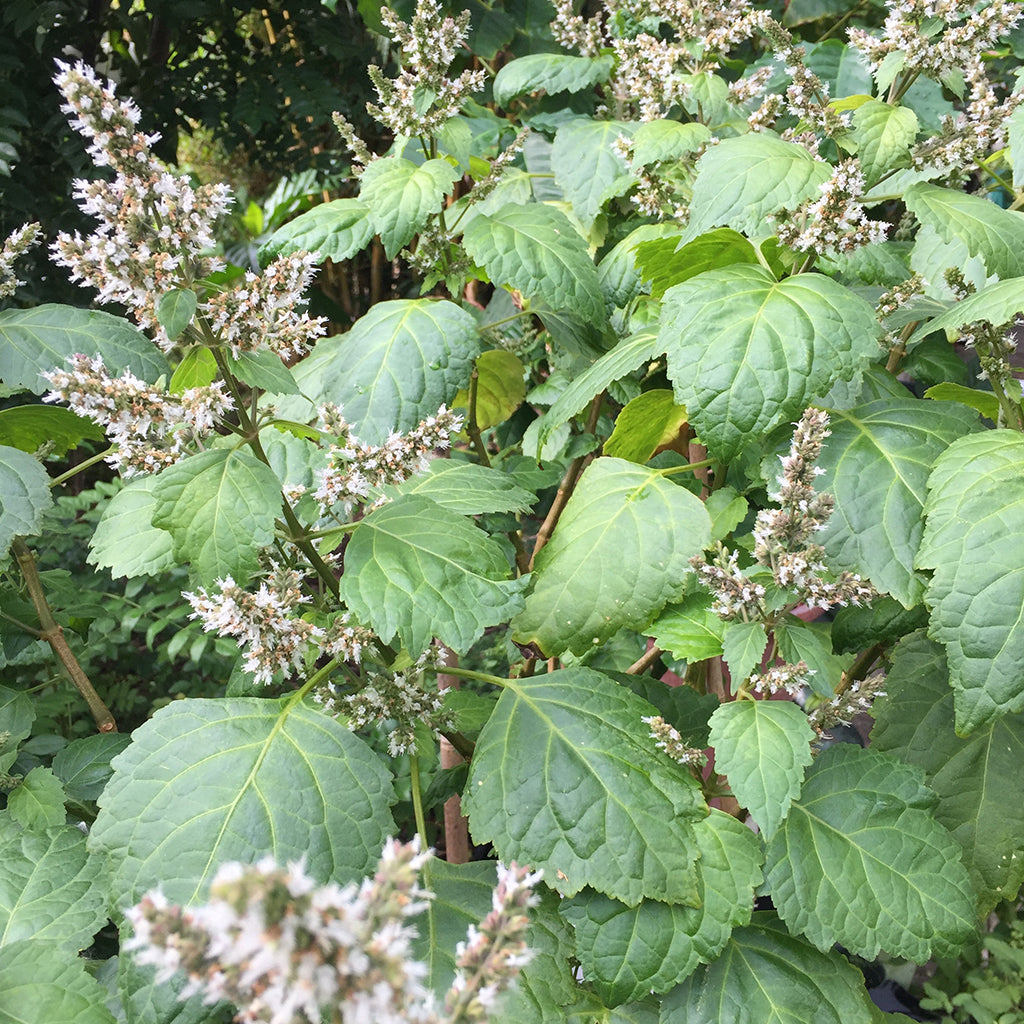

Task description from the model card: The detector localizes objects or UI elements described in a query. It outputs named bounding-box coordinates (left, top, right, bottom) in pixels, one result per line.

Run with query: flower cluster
left=314, top=405, right=463, bottom=516
left=808, top=672, right=887, bottom=735
left=748, top=661, right=813, bottom=698
left=125, top=840, right=539, bottom=1024
left=0, top=222, right=42, bottom=299
left=185, top=564, right=376, bottom=686
left=876, top=273, right=925, bottom=319
left=42, top=354, right=233, bottom=475
left=366, top=0, right=485, bottom=139
left=612, top=135, right=695, bottom=221
left=691, top=546, right=767, bottom=622
left=775, top=160, right=890, bottom=257
left=642, top=715, right=708, bottom=768
left=51, top=61, right=232, bottom=349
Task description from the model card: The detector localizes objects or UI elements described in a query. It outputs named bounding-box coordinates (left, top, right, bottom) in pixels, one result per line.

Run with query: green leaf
left=387, top=460, right=536, bottom=515
left=151, top=448, right=281, bottom=585
left=917, top=430, right=1024, bottom=732
left=463, top=204, right=605, bottom=325
left=662, top=267, right=878, bottom=461
left=909, top=278, right=1024, bottom=345
left=463, top=667, right=706, bottom=905
left=287, top=298, right=481, bottom=445
left=258, top=198, right=375, bottom=266
left=89, top=475, right=176, bottom=578
left=168, top=345, right=217, bottom=392
left=0, top=938, right=116, bottom=1024
left=705, top=486, right=748, bottom=544
left=614, top=675, right=719, bottom=748
left=872, top=632, right=1024, bottom=912
left=0, top=405, right=103, bottom=456
left=825, top=240, right=913, bottom=287
left=816, top=398, right=981, bottom=607
left=604, top=390, right=688, bottom=463
left=511, top=458, right=712, bottom=658
left=720, top=620, right=768, bottom=686
left=0, top=819, right=107, bottom=951
left=155, top=288, right=197, bottom=341
left=7, top=767, right=66, bottom=830
left=339, top=494, right=528, bottom=655
left=51, top=733, right=132, bottom=802
left=89, top=697, right=395, bottom=906
left=631, top=120, right=711, bottom=166
left=924, top=382, right=999, bottom=421
left=358, top=156, right=460, bottom=258
left=551, top=119, right=635, bottom=229
left=649, top=592, right=725, bottom=662
left=0, top=686, right=34, bottom=775
left=226, top=349, right=300, bottom=396
left=850, top=101, right=918, bottom=184
left=709, top=699, right=814, bottom=840
left=492, top=52, right=615, bottom=106
left=686, top=135, right=833, bottom=238
left=597, top=223, right=680, bottom=308
left=0, top=304, right=169, bottom=394
left=774, top=619, right=851, bottom=697
left=560, top=809, right=762, bottom=1005
left=904, top=182, right=1024, bottom=279
left=831, top=597, right=929, bottom=654
left=0, top=445, right=52, bottom=552
left=452, top=349, right=525, bottom=428
left=634, top=227, right=758, bottom=301
left=1010, top=106, right=1024, bottom=189
left=662, top=913, right=878, bottom=1024
left=763, top=744, right=976, bottom=960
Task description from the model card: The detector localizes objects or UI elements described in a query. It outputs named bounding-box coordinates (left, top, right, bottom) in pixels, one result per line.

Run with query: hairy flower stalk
left=642, top=715, right=708, bottom=767
left=125, top=840, right=540, bottom=1024
left=0, top=222, right=42, bottom=298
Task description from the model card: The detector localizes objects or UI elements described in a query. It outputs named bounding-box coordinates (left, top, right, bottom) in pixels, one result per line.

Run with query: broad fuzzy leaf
left=634, top=228, right=758, bottom=300
left=89, top=476, right=176, bottom=578
left=631, top=120, right=711, bottom=166
left=0, top=820, right=107, bottom=951
left=551, top=119, right=635, bottom=228
left=511, top=458, right=712, bottom=657
left=763, top=744, right=976, bottom=961
left=817, top=398, right=981, bottom=607
left=287, top=299, right=481, bottom=445
left=359, top=156, right=461, bottom=258
left=386, top=461, right=536, bottom=515
left=686, top=135, right=832, bottom=238
left=339, top=494, right=528, bottom=655
left=597, top=224, right=680, bottom=308
left=492, top=52, right=614, bottom=106
left=0, top=405, right=103, bottom=457
left=452, top=349, right=525, bottom=428
left=463, top=204, right=605, bottom=325
left=850, top=100, right=918, bottom=183
left=904, top=182, right=1024, bottom=279
left=151, top=448, right=281, bottom=586
left=258, top=198, right=374, bottom=266
left=709, top=699, right=814, bottom=840
left=873, top=632, right=1024, bottom=912
left=661, top=913, right=878, bottom=1024
left=463, top=667, right=706, bottom=906
left=560, top=810, right=762, bottom=1005
left=51, top=732, right=132, bottom=802
left=649, top=592, right=725, bottom=662
left=603, top=390, right=688, bottom=464
left=917, top=430, right=1024, bottom=731
left=155, top=288, right=197, bottom=341
left=0, top=444, right=52, bottom=553
left=909, top=277, right=1024, bottom=345
left=89, top=698, right=395, bottom=906
left=0, top=304, right=169, bottom=395
left=8, top=767, right=66, bottom=830
left=226, top=349, right=300, bottom=396
left=661, top=266, right=878, bottom=461
left=719, top=620, right=768, bottom=687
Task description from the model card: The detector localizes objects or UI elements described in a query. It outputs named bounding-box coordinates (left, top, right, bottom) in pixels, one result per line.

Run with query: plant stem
left=438, top=647, right=470, bottom=864
left=424, top=665, right=508, bottom=688
left=626, top=644, right=663, bottom=675
left=466, top=365, right=491, bottom=467
left=656, top=458, right=716, bottom=478
left=12, top=538, right=117, bottom=733
left=48, top=447, right=116, bottom=488
left=410, top=754, right=429, bottom=848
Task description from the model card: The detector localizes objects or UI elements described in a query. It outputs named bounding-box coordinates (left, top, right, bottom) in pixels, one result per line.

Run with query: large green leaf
left=720, top=620, right=768, bottom=687
left=560, top=810, right=762, bottom=1006
left=908, top=277, right=1024, bottom=344
left=463, top=204, right=605, bottom=324
left=631, top=120, right=711, bottom=166
left=511, top=458, right=712, bottom=657
left=463, top=667, right=706, bottom=906
left=904, top=182, right=1024, bottom=279
left=0, top=820, right=107, bottom=952
left=287, top=299, right=481, bottom=445
left=89, top=697, right=395, bottom=906
left=660, top=266, right=878, bottom=461
left=0, top=444, right=51, bottom=553
left=0, top=938, right=116, bottom=1024
left=816, top=398, right=981, bottom=607
left=916, top=430, right=1024, bottom=732
left=850, top=100, right=918, bottom=184
left=634, top=227, right=758, bottom=300
left=597, top=224, right=680, bottom=308
left=603, top=390, right=688, bottom=464
left=763, top=744, right=976, bottom=961
left=258, top=197, right=375, bottom=266
left=151, top=448, right=281, bottom=586
left=0, top=304, right=169, bottom=395
left=686, top=135, right=832, bottom=238
left=338, top=494, right=528, bottom=655
left=89, top=475, right=176, bottom=578
left=51, top=732, right=132, bottom=802
left=551, top=119, right=635, bottom=229
left=708, top=699, right=814, bottom=841
left=661, top=913, right=878, bottom=1024
left=492, top=52, right=615, bottom=106
left=387, top=460, right=536, bottom=515
left=359, top=156, right=461, bottom=258
left=649, top=592, right=725, bottom=663
left=0, top=405, right=104, bottom=456
left=873, top=632, right=1024, bottom=913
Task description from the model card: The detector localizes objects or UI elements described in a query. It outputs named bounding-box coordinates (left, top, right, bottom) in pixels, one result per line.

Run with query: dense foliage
left=3, top=0, right=1024, bottom=1020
